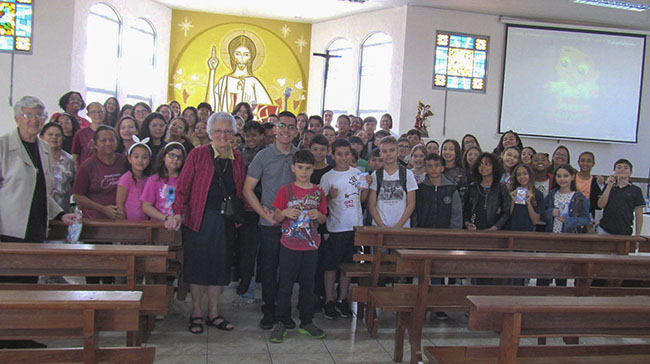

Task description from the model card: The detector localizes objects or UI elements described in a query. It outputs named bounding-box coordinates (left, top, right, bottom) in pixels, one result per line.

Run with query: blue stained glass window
left=15, top=4, right=31, bottom=37
left=0, top=35, right=13, bottom=50
left=0, top=0, right=32, bottom=53
left=435, top=47, right=448, bottom=74
left=433, top=31, right=488, bottom=92
left=450, top=35, right=474, bottom=49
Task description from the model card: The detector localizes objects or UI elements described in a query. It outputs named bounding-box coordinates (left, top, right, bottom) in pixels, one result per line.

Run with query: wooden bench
left=372, top=249, right=650, bottom=364
left=0, top=243, right=170, bottom=345
left=49, top=219, right=187, bottom=300
left=344, top=227, right=649, bottom=336
left=425, top=296, right=650, bottom=364
left=0, top=290, right=155, bottom=364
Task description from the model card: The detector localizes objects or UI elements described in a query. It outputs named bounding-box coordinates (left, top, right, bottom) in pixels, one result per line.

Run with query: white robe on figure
left=215, top=75, right=273, bottom=113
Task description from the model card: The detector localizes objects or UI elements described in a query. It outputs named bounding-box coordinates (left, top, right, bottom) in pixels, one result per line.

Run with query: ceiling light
left=574, top=0, right=649, bottom=11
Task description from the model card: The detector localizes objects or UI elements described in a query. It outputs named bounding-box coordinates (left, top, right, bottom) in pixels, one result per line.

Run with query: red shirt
left=273, top=183, right=327, bottom=251
left=71, top=127, right=95, bottom=165
left=172, top=145, right=245, bottom=232
left=72, top=154, right=126, bottom=219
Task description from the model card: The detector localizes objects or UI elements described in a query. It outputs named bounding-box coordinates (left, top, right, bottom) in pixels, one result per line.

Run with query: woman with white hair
left=0, top=95, right=74, bottom=349
left=168, top=112, right=246, bottom=334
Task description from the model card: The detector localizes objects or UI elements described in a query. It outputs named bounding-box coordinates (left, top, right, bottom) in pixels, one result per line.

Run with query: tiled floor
left=43, top=284, right=650, bottom=364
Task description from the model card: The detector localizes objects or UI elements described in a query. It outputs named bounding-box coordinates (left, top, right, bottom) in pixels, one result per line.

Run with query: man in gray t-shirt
left=243, top=112, right=298, bottom=329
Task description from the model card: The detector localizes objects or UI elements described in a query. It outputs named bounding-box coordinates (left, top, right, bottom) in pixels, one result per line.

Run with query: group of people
left=0, top=92, right=646, bottom=346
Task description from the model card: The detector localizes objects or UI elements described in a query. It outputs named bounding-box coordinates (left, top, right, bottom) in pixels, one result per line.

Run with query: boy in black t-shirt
left=597, top=159, right=644, bottom=236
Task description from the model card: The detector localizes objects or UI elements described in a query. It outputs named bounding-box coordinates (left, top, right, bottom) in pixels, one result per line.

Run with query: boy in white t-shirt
left=319, top=139, right=370, bottom=320
left=369, top=136, right=418, bottom=228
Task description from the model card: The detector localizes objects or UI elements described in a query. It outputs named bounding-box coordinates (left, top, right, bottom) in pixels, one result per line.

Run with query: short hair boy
left=319, top=139, right=369, bottom=320
left=367, top=148, right=383, bottom=172
left=261, top=122, right=275, bottom=146
left=308, top=115, right=324, bottom=134
left=415, top=153, right=462, bottom=229
left=270, top=149, right=327, bottom=343
left=239, top=121, right=265, bottom=166
left=597, top=159, right=644, bottom=236
left=309, top=134, right=333, bottom=184
left=406, top=129, right=422, bottom=147
left=368, top=136, right=418, bottom=228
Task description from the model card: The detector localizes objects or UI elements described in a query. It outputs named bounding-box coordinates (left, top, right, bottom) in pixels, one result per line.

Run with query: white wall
left=307, top=6, right=407, bottom=129
left=400, top=6, right=650, bottom=177
left=0, top=0, right=75, bottom=133
left=0, top=0, right=171, bottom=135
left=308, top=5, right=650, bottom=178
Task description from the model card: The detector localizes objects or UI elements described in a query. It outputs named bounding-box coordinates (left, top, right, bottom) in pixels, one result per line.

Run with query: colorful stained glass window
left=433, top=31, right=488, bottom=92
left=0, top=0, right=33, bottom=53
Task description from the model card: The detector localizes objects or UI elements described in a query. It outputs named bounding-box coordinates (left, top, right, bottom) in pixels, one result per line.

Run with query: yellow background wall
left=168, top=10, right=311, bottom=119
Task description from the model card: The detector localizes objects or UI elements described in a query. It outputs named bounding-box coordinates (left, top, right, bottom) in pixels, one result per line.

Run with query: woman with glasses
left=71, top=102, right=106, bottom=166
left=132, top=102, right=152, bottom=129
left=167, top=112, right=245, bottom=334
left=165, top=116, right=195, bottom=154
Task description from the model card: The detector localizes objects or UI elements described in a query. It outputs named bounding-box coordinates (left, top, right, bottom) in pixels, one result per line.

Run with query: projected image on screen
left=500, top=25, right=644, bottom=143
left=433, top=32, right=488, bottom=92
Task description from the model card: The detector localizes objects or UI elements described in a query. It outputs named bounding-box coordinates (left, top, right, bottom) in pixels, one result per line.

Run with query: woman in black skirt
left=168, top=112, right=246, bottom=334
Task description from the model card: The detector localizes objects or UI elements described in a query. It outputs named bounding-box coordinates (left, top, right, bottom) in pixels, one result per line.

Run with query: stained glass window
left=433, top=31, right=488, bottom=92
left=0, top=0, right=34, bottom=53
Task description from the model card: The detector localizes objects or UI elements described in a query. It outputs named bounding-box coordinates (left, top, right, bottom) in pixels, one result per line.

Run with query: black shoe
left=236, top=278, right=251, bottom=296
left=280, top=317, right=296, bottom=329
left=314, top=296, right=325, bottom=313
left=260, top=315, right=274, bottom=330
left=336, top=300, right=353, bottom=318
left=323, top=301, right=338, bottom=320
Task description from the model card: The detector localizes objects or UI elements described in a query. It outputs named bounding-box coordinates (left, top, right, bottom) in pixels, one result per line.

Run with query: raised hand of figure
left=207, top=46, right=219, bottom=71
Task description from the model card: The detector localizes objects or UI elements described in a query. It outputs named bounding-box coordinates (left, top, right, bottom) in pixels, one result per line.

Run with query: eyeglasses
left=210, top=129, right=234, bottom=136
left=399, top=145, right=411, bottom=149
left=21, top=113, right=47, bottom=121
left=134, top=109, right=149, bottom=115
left=88, top=110, right=105, bottom=115
left=166, top=152, right=185, bottom=161
left=276, top=122, right=296, bottom=130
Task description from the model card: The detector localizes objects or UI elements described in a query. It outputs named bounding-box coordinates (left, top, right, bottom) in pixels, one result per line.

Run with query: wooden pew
left=0, top=290, right=155, bottom=364
left=372, top=249, right=650, bottom=364
left=49, top=219, right=186, bottom=299
left=425, top=296, right=650, bottom=364
left=345, top=226, right=648, bottom=336
left=0, top=243, right=170, bottom=345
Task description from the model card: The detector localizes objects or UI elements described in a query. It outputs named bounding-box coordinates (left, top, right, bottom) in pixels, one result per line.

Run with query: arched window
left=85, top=3, right=121, bottom=103
left=357, top=32, right=392, bottom=120
left=124, top=18, right=156, bottom=106
left=322, top=38, right=353, bottom=116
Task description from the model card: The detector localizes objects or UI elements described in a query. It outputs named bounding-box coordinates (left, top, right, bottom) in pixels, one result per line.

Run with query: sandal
left=189, top=316, right=204, bottom=334
left=206, top=315, right=234, bottom=331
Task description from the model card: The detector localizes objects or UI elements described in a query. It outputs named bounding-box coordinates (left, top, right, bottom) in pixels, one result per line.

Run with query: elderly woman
left=0, top=97, right=74, bottom=347
left=0, top=96, right=74, bottom=243
left=39, top=122, right=76, bottom=212
left=168, top=112, right=245, bottom=334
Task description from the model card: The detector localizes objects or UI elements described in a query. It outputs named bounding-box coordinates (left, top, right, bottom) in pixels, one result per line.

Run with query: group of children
left=245, top=117, right=645, bottom=343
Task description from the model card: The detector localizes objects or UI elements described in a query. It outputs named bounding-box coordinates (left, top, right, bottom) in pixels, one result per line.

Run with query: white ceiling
left=154, top=0, right=650, bottom=29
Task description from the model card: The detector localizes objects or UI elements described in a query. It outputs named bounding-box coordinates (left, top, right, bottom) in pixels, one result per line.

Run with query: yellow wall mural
left=169, top=10, right=311, bottom=121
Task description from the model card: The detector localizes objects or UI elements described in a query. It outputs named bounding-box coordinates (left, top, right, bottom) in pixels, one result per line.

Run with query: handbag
left=213, top=157, right=245, bottom=223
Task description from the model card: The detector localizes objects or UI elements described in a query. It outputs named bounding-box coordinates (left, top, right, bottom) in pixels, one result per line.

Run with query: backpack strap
left=375, top=168, right=384, bottom=198
left=398, top=165, right=407, bottom=192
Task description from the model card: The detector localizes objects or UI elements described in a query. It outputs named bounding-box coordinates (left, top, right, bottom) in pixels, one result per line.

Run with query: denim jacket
left=541, top=188, right=591, bottom=233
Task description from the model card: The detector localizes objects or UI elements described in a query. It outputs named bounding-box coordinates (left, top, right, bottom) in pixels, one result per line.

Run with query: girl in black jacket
left=463, top=152, right=511, bottom=230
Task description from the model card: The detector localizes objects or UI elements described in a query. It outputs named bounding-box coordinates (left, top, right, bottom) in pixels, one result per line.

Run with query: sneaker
left=269, top=323, right=287, bottom=343
left=280, top=317, right=296, bottom=329
left=298, top=322, right=325, bottom=339
left=260, top=315, right=274, bottom=330
left=323, top=301, right=338, bottom=320
left=336, top=300, right=353, bottom=318
left=434, top=312, right=449, bottom=321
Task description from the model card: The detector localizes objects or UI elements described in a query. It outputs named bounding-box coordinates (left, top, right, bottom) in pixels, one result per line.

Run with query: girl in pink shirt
left=141, top=142, right=186, bottom=221
left=116, top=137, right=151, bottom=221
